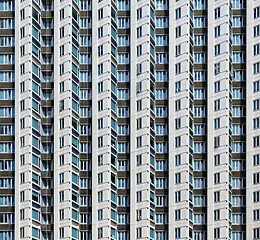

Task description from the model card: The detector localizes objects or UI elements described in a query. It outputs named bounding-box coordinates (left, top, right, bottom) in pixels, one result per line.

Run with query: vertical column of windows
left=91, top=0, right=118, bottom=239
left=154, top=1, right=169, bottom=238
left=231, top=1, right=247, bottom=239
left=130, top=0, right=157, bottom=239
left=207, top=1, right=233, bottom=239
left=0, top=0, right=15, bottom=239
left=169, top=0, right=194, bottom=239
left=247, top=2, right=260, bottom=239
left=15, top=0, right=42, bottom=239
left=40, top=1, right=54, bottom=238
left=53, top=0, right=81, bottom=239
left=193, top=2, right=208, bottom=239
left=79, top=0, right=92, bottom=239
left=117, top=1, right=130, bottom=239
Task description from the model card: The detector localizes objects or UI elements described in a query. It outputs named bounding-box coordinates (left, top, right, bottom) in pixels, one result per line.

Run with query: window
left=194, top=53, right=207, bottom=63
left=137, top=228, right=142, bottom=239
left=136, top=173, right=142, bottom=184
left=137, top=136, right=142, bottom=148
left=137, top=118, right=142, bottom=130
left=254, top=99, right=260, bottom=111
left=215, top=44, right=220, bottom=56
left=156, top=89, right=168, bottom=100
left=155, top=35, right=170, bottom=46
left=194, top=107, right=207, bottom=117
left=254, top=228, right=260, bottom=240
left=254, top=81, right=260, bottom=94
left=156, top=124, right=168, bottom=135
left=215, top=7, right=220, bottom=19
left=176, top=8, right=181, bottom=19
left=98, top=8, right=103, bottom=20
left=232, top=106, right=245, bottom=117
left=156, top=195, right=168, bottom=206
left=175, top=191, right=181, bottom=202
left=194, top=71, right=207, bottom=81
left=118, top=0, right=130, bottom=10
left=156, top=17, right=168, bottom=28
left=118, top=53, right=130, bottom=64
left=118, top=17, right=130, bottom=28
left=194, top=178, right=207, bottom=189
left=98, top=27, right=103, bottom=38
left=254, top=173, right=260, bottom=185
left=214, top=100, right=220, bottom=111
left=214, top=155, right=220, bottom=166
left=156, top=53, right=168, bottom=64
left=232, top=178, right=246, bottom=189
left=215, top=26, right=220, bottom=37
left=254, top=62, right=260, bottom=74
left=98, top=191, right=103, bottom=202
left=175, top=173, right=181, bottom=184
left=98, top=137, right=103, bottom=148
left=233, top=52, right=246, bottom=63
left=80, top=17, right=91, bottom=28
left=118, top=89, right=129, bottom=100
left=233, top=16, right=246, bottom=27
left=194, top=142, right=207, bottom=153
left=194, top=160, right=206, bottom=170
left=214, top=173, right=220, bottom=184
left=137, top=63, right=142, bottom=75
left=175, top=228, right=181, bottom=239
left=137, top=26, right=142, bottom=38
left=233, top=34, right=246, bottom=45
left=98, top=100, right=103, bottom=111
left=215, top=63, right=220, bottom=74
left=194, top=0, right=207, bottom=9
left=98, top=63, right=103, bottom=75
left=254, top=117, right=260, bottom=129
left=136, top=209, right=142, bottom=221
left=255, top=6, right=260, bottom=19
left=175, top=136, right=181, bottom=148
left=155, top=71, right=168, bottom=83
left=232, top=213, right=246, bottom=225
left=232, top=0, right=246, bottom=9
left=194, top=35, right=207, bottom=45
left=136, top=45, right=143, bottom=57
left=194, top=17, right=207, bottom=27
left=214, top=191, right=220, bottom=203
left=255, top=25, right=260, bottom=38
left=156, top=142, right=168, bottom=153
left=233, top=88, right=246, bottom=99
left=194, top=195, right=207, bottom=206
left=117, top=178, right=128, bottom=189
left=176, top=26, right=181, bottom=38
left=156, top=106, right=168, bottom=117
left=20, top=27, right=25, bottom=38
left=136, top=191, right=142, bottom=202
left=194, top=89, right=206, bottom=99
left=214, top=81, right=220, bottom=93
left=118, top=124, right=129, bottom=135
left=117, top=107, right=129, bottom=117
left=175, top=210, right=181, bottom=220
left=118, top=160, right=128, bottom=171
left=176, top=63, right=181, bottom=75
left=98, top=228, right=103, bottom=239
left=175, top=155, right=181, bottom=166
left=137, top=8, right=142, bottom=20
left=156, top=0, right=169, bottom=10
left=214, top=210, right=220, bottom=221
left=254, top=136, right=260, bottom=148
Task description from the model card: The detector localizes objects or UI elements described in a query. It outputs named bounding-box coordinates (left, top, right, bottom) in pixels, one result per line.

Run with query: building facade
left=0, top=0, right=259, bottom=239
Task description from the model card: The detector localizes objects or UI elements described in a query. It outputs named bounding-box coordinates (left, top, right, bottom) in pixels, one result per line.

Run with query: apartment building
left=0, top=0, right=258, bottom=239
